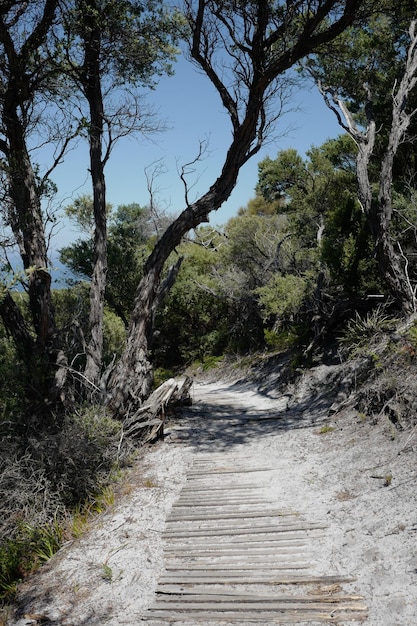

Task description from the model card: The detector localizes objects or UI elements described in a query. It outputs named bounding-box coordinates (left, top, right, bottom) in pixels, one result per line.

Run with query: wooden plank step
left=165, top=560, right=309, bottom=568
left=170, top=504, right=272, bottom=511
left=163, top=523, right=326, bottom=538
left=166, top=510, right=300, bottom=522
left=149, top=600, right=366, bottom=611
left=158, top=575, right=356, bottom=585
left=166, top=546, right=306, bottom=563
left=180, top=484, right=262, bottom=490
left=166, top=547, right=306, bottom=559
left=155, top=590, right=365, bottom=602
left=164, top=564, right=311, bottom=572
left=165, top=553, right=310, bottom=563
left=173, top=499, right=268, bottom=506
left=186, top=468, right=273, bottom=475
left=164, top=543, right=309, bottom=555
left=160, top=572, right=328, bottom=582
left=181, top=482, right=262, bottom=493
left=143, top=608, right=368, bottom=622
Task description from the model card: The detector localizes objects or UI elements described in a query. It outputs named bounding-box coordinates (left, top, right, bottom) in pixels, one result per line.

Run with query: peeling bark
left=317, top=20, right=417, bottom=313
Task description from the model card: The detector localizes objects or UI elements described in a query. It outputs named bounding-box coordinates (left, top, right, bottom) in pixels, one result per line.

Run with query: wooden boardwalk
left=141, top=457, right=367, bottom=624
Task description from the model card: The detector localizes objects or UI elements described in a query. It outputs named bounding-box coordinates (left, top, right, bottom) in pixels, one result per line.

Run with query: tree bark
left=318, top=19, right=417, bottom=313
left=0, top=2, right=65, bottom=404
left=81, top=0, right=108, bottom=389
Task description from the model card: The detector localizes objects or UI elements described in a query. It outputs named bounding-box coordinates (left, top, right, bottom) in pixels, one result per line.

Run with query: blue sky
left=49, top=56, right=342, bottom=249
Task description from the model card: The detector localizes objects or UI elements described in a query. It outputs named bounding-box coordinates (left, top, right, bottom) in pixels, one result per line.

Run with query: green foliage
left=256, top=273, right=312, bottom=321
left=101, top=563, right=113, bottom=582
left=66, top=0, right=183, bottom=88
left=60, top=200, right=158, bottom=324
left=304, top=8, right=416, bottom=131
left=103, top=309, right=126, bottom=363
left=319, top=424, right=335, bottom=434
left=200, top=355, right=224, bottom=371
left=256, top=149, right=306, bottom=203
left=0, top=402, right=126, bottom=603
left=64, top=194, right=112, bottom=234
left=154, top=238, right=231, bottom=365
left=263, top=327, right=302, bottom=352
left=153, top=367, right=176, bottom=388
left=256, top=138, right=382, bottom=300
left=0, top=538, right=26, bottom=601
left=51, top=287, right=126, bottom=367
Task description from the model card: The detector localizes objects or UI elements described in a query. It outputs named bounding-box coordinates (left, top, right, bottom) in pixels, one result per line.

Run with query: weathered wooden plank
left=157, top=575, right=356, bottom=585
left=160, top=572, right=327, bottom=583
left=164, top=543, right=309, bottom=555
left=166, top=533, right=309, bottom=544
left=165, top=563, right=311, bottom=572
left=186, top=468, right=273, bottom=475
left=166, top=510, right=299, bottom=522
left=155, top=590, right=365, bottom=602
left=163, top=523, right=326, bottom=538
left=177, top=489, right=267, bottom=495
left=166, top=548, right=304, bottom=562
left=164, top=562, right=309, bottom=570
left=147, top=609, right=367, bottom=626
left=149, top=600, right=367, bottom=612
left=165, top=553, right=310, bottom=562
left=181, top=481, right=261, bottom=486
left=166, top=542, right=312, bottom=559
left=173, top=499, right=268, bottom=506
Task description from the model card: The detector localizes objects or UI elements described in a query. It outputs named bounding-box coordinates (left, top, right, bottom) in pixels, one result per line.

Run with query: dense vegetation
left=2, top=0, right=417, bottom=607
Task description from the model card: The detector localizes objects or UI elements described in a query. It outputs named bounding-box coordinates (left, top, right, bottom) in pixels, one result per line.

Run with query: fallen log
left=123, top=376, right=193, bottom=442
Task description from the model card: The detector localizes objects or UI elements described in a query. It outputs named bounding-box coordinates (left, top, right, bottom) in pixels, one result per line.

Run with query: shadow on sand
left=167, top=381, right=333, bottom=453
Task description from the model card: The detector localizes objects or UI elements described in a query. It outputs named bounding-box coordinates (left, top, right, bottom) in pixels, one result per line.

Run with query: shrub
left=42, top=407, right=123, bottom=505
left=0, top=406, right=126, bottom=604
left=339, top=305, right=397, bottom=356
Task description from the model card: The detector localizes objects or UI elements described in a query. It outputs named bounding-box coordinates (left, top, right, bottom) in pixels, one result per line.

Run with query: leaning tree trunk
left=107, top=155, right=244, bottom=418
left=106, top=0, right=369, bottom=418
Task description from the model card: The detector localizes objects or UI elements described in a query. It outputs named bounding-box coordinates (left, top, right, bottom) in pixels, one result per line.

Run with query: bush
left=35, top=407, right=124, bottom=505
left=339, top=305, right=397, bottom=355
left=0, top=333, right=24, bottom=419
left=0, top=406, right=126, bottom=603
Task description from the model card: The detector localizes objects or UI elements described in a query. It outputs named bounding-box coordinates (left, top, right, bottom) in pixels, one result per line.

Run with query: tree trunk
left=4, top=114, right=64, bottom=403
left=82, top=1, right=108, bottom=390
left=319, top=19, right=417, bottom=313
left=0, top=2, right=67, bottom=408
left=357, top=21, right=417, bottom=313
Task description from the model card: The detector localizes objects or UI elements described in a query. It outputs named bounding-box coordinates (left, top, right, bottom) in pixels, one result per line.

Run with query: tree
left=60, top=198, right=156, bottom=326
left=0, top=1, right=181, bottom=412
left=256, top=138, right=377, bottom=293
left=306, top=9, right=417, bottom=312
left=0, top=0, right=69, bottom=405
left=0, top=1, right=375, bottom=422
left=106, top=0, right=374, bottom=417
left=60, top=0, right=182, bottom=387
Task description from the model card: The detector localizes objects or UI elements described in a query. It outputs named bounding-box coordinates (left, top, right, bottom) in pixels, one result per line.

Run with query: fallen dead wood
left=122, top=376, right=193, bottom=442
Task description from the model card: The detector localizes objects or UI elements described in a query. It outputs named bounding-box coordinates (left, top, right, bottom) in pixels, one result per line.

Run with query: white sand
left=6, top=378, right=417, bottom=625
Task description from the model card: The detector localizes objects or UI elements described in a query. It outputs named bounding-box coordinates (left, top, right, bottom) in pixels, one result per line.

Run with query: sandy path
left=6, top=379, right=417, bottom=625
